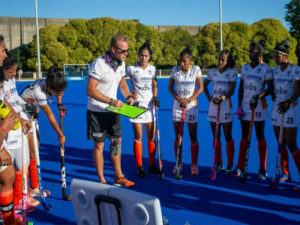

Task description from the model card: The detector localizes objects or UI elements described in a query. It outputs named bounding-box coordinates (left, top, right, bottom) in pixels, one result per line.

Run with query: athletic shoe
left=257, top=169, right=267, bottom=181
left=29, top=187, right=51, bottom=198
left=136, top=166, right=146, bottom=178
left=293, top=184, right=300, bottom=192
left=172, top=164, right=182, bottom=175
left=191, top=164, right=199, bottom=176
left=114, top=176, right=135, bottom=187
left=216, top=163, right=224, bottom=172
left=225, top=164, right=233, bottom=175
left=231, top=167, right=242, bottom=177
left=148, top=164, right=160, bottom=175
left=279, top=174, right=290, bottom=184
left=239, top=171, right=248, bottom=182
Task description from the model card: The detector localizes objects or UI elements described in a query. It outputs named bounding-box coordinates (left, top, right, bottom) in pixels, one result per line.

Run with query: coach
left=87, top=34, right=135, bottom=187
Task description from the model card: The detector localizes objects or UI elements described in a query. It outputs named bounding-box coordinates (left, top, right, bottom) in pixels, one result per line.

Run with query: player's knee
left=111, top=138, right=121, bottom=156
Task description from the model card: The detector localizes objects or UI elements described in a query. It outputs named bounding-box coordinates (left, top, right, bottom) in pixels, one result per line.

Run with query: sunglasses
left=114, top=46, right=129, bottom=54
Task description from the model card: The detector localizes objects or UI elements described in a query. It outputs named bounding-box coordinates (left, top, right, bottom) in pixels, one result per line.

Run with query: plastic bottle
left=0, top=100, right=21, bottom=130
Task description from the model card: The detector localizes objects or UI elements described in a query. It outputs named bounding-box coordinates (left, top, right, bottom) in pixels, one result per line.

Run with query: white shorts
left=207, top=99, right=233, bottom=123
left=241, top=99, right=269, bottom=121
left=0, top=142, right=12, bottom=173
left=7, top=127, right=23, bottom=149
left=130, top=100, right=155, bottom=124
left=9, top=135, right=30, bottom=171
left=271, top=103, right=299, bottom=128
left=173, top=101, right=198, bottom=124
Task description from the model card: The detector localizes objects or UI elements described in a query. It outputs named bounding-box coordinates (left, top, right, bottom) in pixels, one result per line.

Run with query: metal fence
left=18, top=68, right=242, bottom=80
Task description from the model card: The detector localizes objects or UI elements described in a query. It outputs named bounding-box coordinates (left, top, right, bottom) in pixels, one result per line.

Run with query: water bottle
left=0, top=100, right=21, bottom=130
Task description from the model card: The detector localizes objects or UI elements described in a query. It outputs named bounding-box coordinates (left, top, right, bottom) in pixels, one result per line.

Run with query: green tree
left=251, top=18, right=297, bottom=66
left=161, top=29, right=196, bottom=67
left=285, top=0, right=300, bottom=64
left=58, top=26, right=78, bottom=49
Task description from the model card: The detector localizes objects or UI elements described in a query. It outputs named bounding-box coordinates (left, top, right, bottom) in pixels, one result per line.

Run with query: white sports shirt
left=272, top=64, right=300, bottom=104
left=241, top=63, right=273, bottom=108
left=3, top=78, right=25, bottom=113
left=88, top=55, right=126, bottom=112
left=207, top=68, right=237, bottom=98
left=126, top=63, right=156, bottom=102
left=20, top=78, right=50, bottom=107
left=170, top=65, right=202, bottom=108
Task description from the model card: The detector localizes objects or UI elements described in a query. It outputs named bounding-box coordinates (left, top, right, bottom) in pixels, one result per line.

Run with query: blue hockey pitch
left=14, top=78, right=300, bottom=225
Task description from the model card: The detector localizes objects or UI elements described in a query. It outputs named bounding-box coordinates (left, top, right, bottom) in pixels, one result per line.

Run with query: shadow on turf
left=39, top=143, right=300, bottom=225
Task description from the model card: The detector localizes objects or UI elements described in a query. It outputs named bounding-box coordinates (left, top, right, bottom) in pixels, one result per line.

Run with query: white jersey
left=240, top=63, right=273, bottom=121
left=207, top=68, right=237, bottom=123
left=171, top=65, right=202, bottom=123
left=20, top=78, right=51, bottom=107
left=271, top=64, right=300, bottom=127
left=88, top=55, right=126, bottom=112
left=126, top=63, right=156, bottom=103
left=3, top=78, right=24, bottom=113
left=170, top=65, right=202, bottom=110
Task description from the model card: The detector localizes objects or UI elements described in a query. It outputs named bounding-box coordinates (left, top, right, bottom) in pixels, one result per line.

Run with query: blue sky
left=1, top=0, right=291, bottom=30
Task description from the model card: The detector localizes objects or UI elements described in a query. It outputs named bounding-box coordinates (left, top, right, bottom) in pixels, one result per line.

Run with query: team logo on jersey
left=244, top=83, right=257, bottom=91
left=213, top=88, right=225, bottom=95
left=287, top=71, right=291, bottom=76
left=247, top=74, right=262, bottom=81
left=275, top=87, right=287, bottom=95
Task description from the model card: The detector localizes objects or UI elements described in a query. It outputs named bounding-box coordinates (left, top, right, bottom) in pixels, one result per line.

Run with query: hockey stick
left=211, top=104, right=221, bottom=181
left=175, top=107, right=186, bottom=180
left=59, top=115, right=72, bottom=201
left=155, top=108, right=164, bottom=178
left=22, top=128, right=28, bottom=225
left=31, top=119, right=51, bottom=210
left=239, top=108, right=255, bottom=182
left=270, top=113, right=285, bottom=189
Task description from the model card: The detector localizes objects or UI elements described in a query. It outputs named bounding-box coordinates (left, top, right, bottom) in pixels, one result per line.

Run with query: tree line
left=14, top=17, right=298, bottom=71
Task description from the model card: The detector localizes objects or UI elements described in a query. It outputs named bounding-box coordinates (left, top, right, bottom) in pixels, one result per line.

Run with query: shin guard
left=292, top=150, right=300, bottom=176
left=237, top=139, right=248, bottom=170
left=258, top=139, right=267, bottom=171
left=147, top=141, right=156, bottom=166
left=29, top=158, right=39, bottom=189
left=13, top=170, right=22, bottom=204
left=214, top=140, right=222, bottom=164
left=226, top=140, right=235, bottom=166
left=281, top=147, right=289, bottom=175
left=0, top=189, right=14, bottom=224
left=191, top=142, right=199, bottom=165
left=133, top=140, right=143, bottom=167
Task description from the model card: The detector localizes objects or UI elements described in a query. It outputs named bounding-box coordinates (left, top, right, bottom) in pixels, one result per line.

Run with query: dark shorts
left=87, top=110, right=121, bottom=142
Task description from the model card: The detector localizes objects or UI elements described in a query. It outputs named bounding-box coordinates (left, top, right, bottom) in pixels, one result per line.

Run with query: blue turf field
left=13, top=78, right=300, bottom=225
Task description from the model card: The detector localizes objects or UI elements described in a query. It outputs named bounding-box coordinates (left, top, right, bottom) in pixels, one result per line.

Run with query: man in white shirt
left=87, top=34, right=135, bottom=187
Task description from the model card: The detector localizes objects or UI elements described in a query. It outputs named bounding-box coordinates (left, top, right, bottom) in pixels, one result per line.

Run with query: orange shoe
left=114, top=175, right=135, bottom=187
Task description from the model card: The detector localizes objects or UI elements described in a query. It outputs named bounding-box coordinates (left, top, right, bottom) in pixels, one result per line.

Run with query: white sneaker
left=173, top=164, right=182, bottom=174
left=29, top=187, right=51, bottom=198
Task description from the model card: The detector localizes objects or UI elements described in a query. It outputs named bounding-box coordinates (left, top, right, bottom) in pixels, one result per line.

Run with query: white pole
left=34, top=0, right=42, bottom=78
left=219, top=0, right=223, bottom=51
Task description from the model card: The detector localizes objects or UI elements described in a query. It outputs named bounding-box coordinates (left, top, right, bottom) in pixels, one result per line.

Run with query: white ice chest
left=71, top=179, right=163, bottom=225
